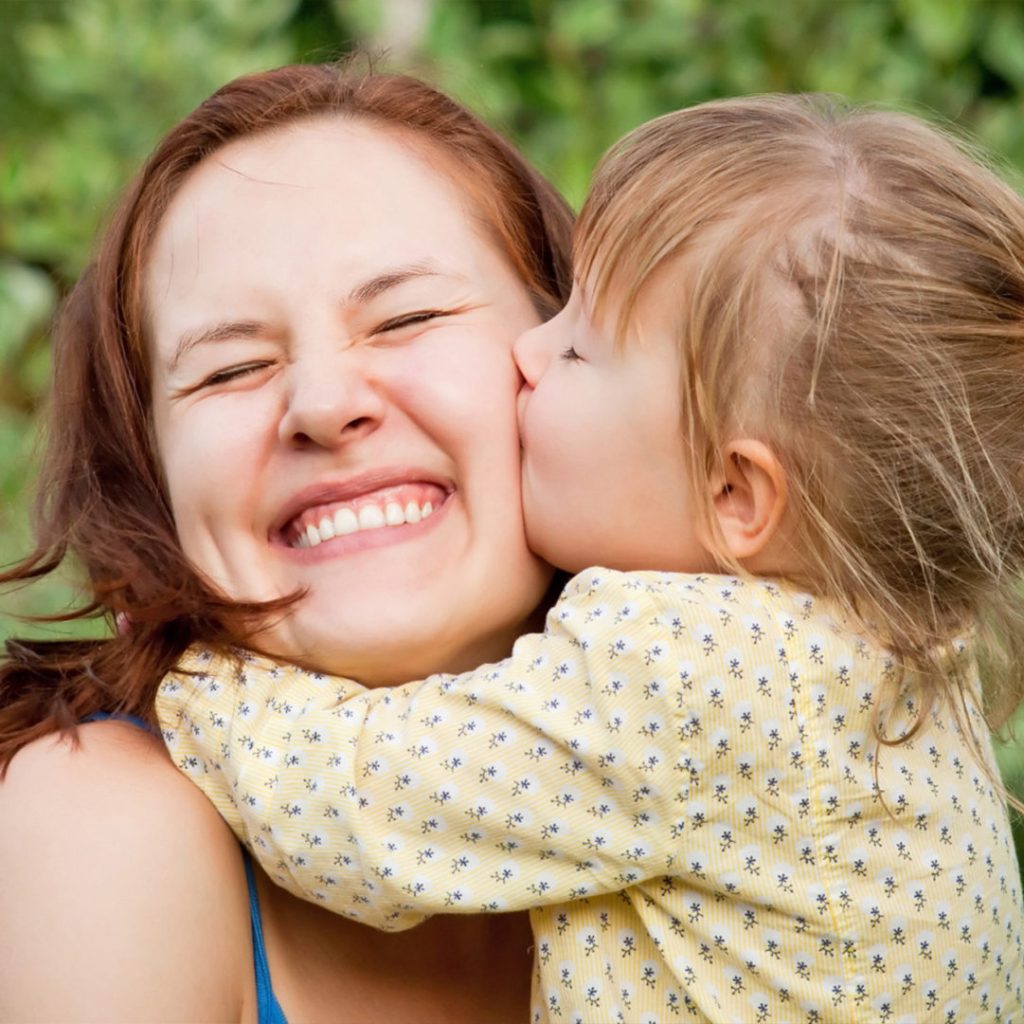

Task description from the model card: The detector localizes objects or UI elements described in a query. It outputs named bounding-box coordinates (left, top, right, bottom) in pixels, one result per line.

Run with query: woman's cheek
left=160, top=394, right=275, bottom=546
left=390, top=331, right=521, bottom=439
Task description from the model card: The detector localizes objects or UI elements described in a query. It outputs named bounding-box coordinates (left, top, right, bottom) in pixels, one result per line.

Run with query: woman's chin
left=256, top=553, right=552, bottom=686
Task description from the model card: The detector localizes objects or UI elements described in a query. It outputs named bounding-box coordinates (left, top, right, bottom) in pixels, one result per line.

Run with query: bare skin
left=0, top=722, right=531, bottom=1023
left=0, top=723, right=255, bottom=1023
left=256, top=873, right=532, bottom=1022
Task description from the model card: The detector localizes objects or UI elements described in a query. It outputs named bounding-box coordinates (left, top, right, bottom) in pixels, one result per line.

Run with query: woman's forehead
left=144, top=119, right=492, bottom=326
left=156, top=118, right=475, bottom=245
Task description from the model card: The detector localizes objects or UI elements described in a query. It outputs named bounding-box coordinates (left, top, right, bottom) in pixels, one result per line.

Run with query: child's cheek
left=523, top=383, right=579, bottom=483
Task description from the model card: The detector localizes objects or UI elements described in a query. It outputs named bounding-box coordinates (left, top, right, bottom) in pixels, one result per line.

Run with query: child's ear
left=707, top=439, right=787, bottom=563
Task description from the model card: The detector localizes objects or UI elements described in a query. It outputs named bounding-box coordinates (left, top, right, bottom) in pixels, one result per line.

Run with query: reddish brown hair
left=0, top=62, right=573, bottom=770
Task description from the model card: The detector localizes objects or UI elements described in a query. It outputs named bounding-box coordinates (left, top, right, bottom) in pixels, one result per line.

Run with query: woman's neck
left=255, top=869, right=533, bottom=1023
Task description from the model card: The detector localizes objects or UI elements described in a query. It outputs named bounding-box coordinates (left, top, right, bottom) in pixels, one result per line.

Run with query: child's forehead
left=576, top=254, right=699, bottom=355
left=576, top=205, right=824, bottom=378
left=580, top=187, right=830, bottom=313
left=576, top=208, right=755, bottom=319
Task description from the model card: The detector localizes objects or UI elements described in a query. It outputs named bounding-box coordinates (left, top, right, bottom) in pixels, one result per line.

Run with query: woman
left=0, top=64, right=572, bottom=1021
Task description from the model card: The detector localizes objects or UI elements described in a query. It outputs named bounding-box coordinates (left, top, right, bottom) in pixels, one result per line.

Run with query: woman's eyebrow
left=346, top=261, right=448, bottom=304
left=169, top=320, right=267, bottom=372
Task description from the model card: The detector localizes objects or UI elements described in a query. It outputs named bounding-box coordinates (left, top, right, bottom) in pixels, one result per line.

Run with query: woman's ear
left=708, top=439, right=788, bottom=563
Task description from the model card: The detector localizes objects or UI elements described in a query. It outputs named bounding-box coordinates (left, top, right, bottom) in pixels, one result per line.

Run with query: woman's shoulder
left=0, top=716, right=242, bottom=855
left=0, top=720, right=257, bottom=1021
left=6, top=713, right=202, bottom=793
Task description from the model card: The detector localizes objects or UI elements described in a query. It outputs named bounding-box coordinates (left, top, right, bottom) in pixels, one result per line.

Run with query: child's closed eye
left=561, top=345, right=582, bottom=362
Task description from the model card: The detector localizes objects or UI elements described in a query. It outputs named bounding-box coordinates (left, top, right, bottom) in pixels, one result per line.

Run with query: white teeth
left=294, top=498, right=439, bottom=548
left=334, top=508, right=359, bottom=535
left=358, top=505, right=386, bottom=530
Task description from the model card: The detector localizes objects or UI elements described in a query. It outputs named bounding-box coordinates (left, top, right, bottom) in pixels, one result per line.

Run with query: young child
left=157, top=95, right=1024, bottom=1023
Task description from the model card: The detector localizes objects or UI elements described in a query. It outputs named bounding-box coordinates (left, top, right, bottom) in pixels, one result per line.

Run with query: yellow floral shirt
left=157, top=570, right=1024, bottom=1023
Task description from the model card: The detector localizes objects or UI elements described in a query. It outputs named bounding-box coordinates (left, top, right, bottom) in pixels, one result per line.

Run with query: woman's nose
left=278, top=357, right=385, bottom=449
left=513, top=320, right=554, bottom=389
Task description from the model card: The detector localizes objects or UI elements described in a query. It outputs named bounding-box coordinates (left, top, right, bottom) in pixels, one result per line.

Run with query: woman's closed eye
left=177, top=310, right=459, bottom=395
left=373, top=308, right=455, bottom=336
left=190, top=360, right=275, bottom=393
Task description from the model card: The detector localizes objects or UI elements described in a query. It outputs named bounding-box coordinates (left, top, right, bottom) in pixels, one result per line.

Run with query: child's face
left=514, top=282, right=716, bottom=575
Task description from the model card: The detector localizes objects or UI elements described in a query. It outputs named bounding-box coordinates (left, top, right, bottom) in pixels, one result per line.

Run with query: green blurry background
left=4, top=0, right=1024, bottom=812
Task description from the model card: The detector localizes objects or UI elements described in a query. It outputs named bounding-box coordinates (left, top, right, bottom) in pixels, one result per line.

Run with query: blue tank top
left=84, top=712, right=287, bottom=1023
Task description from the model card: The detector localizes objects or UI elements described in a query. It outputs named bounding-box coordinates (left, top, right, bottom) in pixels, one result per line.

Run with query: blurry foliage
left=3, top=0, right=1024, bottom=795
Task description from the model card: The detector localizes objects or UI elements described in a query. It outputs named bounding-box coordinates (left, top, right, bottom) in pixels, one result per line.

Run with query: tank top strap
left=80, top=709, right=157, bottom=732
left=242, top=850, right=289, bottom=1024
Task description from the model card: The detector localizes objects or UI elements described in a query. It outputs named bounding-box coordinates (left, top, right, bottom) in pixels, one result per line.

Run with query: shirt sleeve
left=156, top=570, right=711, bottom=931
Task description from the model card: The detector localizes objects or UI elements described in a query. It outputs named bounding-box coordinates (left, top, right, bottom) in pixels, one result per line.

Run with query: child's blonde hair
left=576, top=94, right=1024, bottom=758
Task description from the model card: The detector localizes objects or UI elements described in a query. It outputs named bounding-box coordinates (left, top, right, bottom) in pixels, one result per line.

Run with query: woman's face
left=147, top=118, right=552, bottom=684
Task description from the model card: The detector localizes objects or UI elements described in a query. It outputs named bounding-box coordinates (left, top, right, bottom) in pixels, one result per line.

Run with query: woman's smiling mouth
left=279, top=481, right=450, bottom=551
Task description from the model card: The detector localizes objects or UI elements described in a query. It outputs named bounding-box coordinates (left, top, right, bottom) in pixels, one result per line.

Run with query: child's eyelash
left=561, top=345, right=582, bottom=362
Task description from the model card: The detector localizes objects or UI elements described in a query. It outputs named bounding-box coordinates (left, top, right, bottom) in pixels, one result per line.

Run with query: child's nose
left=513, top=320, right=553, bottom=389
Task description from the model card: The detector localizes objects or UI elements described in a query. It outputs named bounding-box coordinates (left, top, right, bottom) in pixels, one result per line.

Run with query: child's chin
left=531, top=535, right=589, bottom=576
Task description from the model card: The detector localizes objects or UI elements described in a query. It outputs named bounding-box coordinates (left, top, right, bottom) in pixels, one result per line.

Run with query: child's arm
left=157, top=570, right=719, bottom=930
